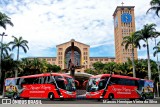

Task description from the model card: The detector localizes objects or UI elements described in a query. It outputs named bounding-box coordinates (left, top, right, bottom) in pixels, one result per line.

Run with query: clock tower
left=113, top=6, right=138, bottom=63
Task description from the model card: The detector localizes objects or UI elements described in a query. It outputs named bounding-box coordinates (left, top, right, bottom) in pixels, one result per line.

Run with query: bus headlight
left=64, top=91, right=72, bottom=94
left=60, top=95, right=63, bottom=98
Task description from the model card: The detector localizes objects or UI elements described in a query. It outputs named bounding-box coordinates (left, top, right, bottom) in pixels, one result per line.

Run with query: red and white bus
left=86, top=74, right=154, bottom=100
left=4, top=73, right=77, bottom=100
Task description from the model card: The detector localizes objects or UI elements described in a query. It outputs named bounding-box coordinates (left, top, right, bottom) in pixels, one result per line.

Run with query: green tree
left=147, top=0, right=160, bottom=17
left=31, top=58, right=41, bottom=73
left=93, top=62, right=105, bottom=74
left=117, top=62, right=132, bottom=76
left=0, top=43, right=11, bottom=59
left=0, top=42, right=11, bottom=93
left=0, top=12, right=13, bottom=94
left=153, top=41, right=160, bottom=57
left=0, top=12, right=13, bottom=29
left=0, top=54, right=16, bottom=93
left=20, top=58, right=32, bottom=76
left=103, top=62, right=117, bottom=74
left=9, top=36, right=29, bottom=77
left=136, top=23, right=160, bottom=80
left=121, top=32, right=141, bottom=77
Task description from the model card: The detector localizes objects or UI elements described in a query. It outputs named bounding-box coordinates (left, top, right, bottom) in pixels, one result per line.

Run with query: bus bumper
left=61, top=91, right=76, bottom=99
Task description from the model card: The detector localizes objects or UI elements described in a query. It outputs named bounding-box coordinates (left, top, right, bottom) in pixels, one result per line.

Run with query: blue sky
left=0, top=0, right=160, bottom=60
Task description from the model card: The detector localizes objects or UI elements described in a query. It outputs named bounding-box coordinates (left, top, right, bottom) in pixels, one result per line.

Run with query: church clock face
left=121, top=13, right=132, bottom=23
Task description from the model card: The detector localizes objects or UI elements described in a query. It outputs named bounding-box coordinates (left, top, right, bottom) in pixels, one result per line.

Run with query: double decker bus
left=4, top=73, right=76, bottom=100
left=86, top=74, right=154, bottom=100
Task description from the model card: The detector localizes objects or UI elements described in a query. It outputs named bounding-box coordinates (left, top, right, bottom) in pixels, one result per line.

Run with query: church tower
left=113, top=5, right=138, bottom=63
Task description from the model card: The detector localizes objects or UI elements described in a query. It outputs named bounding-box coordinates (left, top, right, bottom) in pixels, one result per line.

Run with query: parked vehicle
left=86, top=74, right=154, bottom=100
left=4, top=73, right=76, bottom=100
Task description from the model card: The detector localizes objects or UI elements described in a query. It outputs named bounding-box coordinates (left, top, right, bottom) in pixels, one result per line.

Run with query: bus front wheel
left=48, top=93, right=54, bottom=100
left=108, top=94, right=114, bottom=101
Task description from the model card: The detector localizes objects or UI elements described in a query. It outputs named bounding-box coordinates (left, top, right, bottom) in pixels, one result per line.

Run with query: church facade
left=27, top=39, right=116, bottom=72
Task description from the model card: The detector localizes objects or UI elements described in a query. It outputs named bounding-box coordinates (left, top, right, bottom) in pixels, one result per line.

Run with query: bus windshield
left=65, top=77, right=76, bottom=92
left=86, top=77, right=109, bottom=92
left=86, top=78, right=99, bottom=92
left=53, top=76, right=76, bottom=92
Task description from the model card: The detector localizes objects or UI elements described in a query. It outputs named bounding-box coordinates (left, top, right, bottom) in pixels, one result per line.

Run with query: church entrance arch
left=65, top=46, right=81, bottom=69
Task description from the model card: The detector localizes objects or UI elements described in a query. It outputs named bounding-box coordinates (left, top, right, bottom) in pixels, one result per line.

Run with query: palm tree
left=121, top=32, right=141, bottom=77
left=9, top=36, right=29, bottom=77
left=0, top=43, right=11, bottom=59
left=136, top=23, right=160, bottom=80
left=0, top=12, right=13, bottom=94
left=153, top=41, right=160, bottom=57
left=0, top=53, right=15, bottom=94
left=31, top=58, right=42, bottom=73
left=0, top=12, right=14, bottom=29
left=147, top=0, right=160, bottom=17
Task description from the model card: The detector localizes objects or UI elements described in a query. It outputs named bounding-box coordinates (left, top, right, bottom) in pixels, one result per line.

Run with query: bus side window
left=118, top=78, right=126, bottom=85
left=44, top=77, right=47, bottom=83
left=110, top=77, right=119, bottom=85
left=125, top=79, right=136, bottom=86
left=48, top=76, right=50, bottom=83
left=33, top=77, right=39, bottom=84
left=39, top=77, right=44, bottom=84
left=44, top=76, right=50, bottom=83
left=38, top=77, right=41, bottom=84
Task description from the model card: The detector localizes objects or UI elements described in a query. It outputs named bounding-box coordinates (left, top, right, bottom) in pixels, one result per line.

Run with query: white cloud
left=0, top=0, right=160, bottom=60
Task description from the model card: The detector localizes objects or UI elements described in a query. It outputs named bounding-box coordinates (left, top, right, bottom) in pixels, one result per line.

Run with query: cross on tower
left=121, top=2, right=124, bottom=6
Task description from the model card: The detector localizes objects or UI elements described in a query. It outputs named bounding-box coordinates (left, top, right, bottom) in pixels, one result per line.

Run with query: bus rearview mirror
left=74, top=80, right=79, bottom=86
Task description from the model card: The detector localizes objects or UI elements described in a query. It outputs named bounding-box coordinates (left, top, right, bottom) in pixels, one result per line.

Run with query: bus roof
left=6, top=73, right=73, bottom=80
left=90, top=74, right=140, bottom=80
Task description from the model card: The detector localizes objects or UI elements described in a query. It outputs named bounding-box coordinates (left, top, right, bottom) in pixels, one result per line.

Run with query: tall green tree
left=0, top=12, right=13, bottom=94
left=9, top=36, right=29, bottom=77
left=121, top=32, right=141, bottom=77
left=0, top=54, right=16, bottom=94
left=0, top=12, right=13, bottom=29
left=153, top=41, right=160, bottom=57
left=136, top=23, right=160, bottom=80
left=0, top=42, right=11, bottom=94
left=0, top=43, right=11, bottom=59
left=147, top=0, right=160, bottom=17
